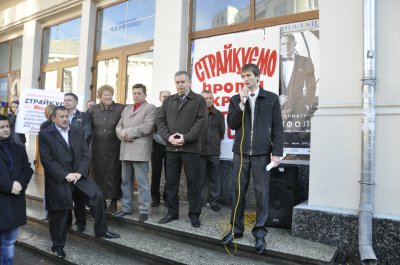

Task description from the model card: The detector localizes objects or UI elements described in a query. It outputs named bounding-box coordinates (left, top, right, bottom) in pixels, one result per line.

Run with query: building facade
left=1, top=0, right=399, bottom=263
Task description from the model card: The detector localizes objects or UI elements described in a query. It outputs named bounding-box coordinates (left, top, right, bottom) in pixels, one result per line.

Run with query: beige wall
left=309, top=0, right=400, bottom=216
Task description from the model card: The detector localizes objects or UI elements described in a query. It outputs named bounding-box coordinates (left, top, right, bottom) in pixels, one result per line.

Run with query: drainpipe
left=359, top=0, right=377, bottom=264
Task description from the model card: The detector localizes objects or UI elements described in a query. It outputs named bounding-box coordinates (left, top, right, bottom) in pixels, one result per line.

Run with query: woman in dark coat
left=87, top=85, right=124, bottom=213
left=0, top=114, right=33, bottom=264
left=6, top=100, right=26, bottom=146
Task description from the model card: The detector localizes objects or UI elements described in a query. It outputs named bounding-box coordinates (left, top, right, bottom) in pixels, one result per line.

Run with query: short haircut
left=201, top=90, right=213, bottom=96
left=11, top=100, right=19, bottom=105
left=52, top=106, right=68, bottom=117
left=132, top=83, right=146, bottom=94
left=241, top=63, right=260, bottom=77
left=64, top=92, right=78, bottom=102
left=159, top=90, right=171, bottom=96
left=97, top=85, right=114, bottom=98
left=0, top=114, right=8, bottom=121
left=174, top=70, right=190, bottom=79
left=282, top=34, right=296, bottom=42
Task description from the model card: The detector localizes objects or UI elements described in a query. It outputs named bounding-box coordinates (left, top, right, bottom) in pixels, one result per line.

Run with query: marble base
left=292, top=202, right=400, bottom=264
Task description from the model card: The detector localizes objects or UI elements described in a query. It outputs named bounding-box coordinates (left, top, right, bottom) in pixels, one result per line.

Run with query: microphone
left=242, top=86, right=248, bottom=104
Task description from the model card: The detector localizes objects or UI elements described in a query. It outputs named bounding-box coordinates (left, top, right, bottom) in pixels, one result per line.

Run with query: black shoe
left=210, top=204, right=220, bottom=212
left=158, top=215, right=178, bottom=224
left=97, top=231, right=120, bottom=239
left=139, top=213, right=148, bottom=223
left=151, top=200, right=160, bottom=207
left=255, top=237, right=266, bottom=253
left=107, top=200, right=118, bottom=214
left=114, top=211, right=133, bottom=218
left=190, top=216, right=201, bottom=228
left=53, top=249, right=66, bottom=259
left=76, top=226, right=85, bottom=233
left=221, top=231, right=243, bottom=245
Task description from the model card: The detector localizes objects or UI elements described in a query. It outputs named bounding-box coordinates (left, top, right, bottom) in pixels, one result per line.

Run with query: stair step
left=25, top=193, right=337, bottom=264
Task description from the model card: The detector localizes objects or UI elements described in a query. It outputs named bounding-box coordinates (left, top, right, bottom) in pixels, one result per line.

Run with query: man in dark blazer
left=157, top=71, right=207, bottom=227
left=221, top=64, right=284, bottom=254
left=0, top=114, right=33, bottom=264
left=39, top=106, right=119, bottom=259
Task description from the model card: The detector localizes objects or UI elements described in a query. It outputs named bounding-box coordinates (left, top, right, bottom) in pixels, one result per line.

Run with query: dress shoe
left=108, top=200, right=118, bottom=213
left=139, top=213, right=148, bottom=223
left=158, top=215, right=178, bottom=224
left=53, top=249, right=66, bottom=259
left=76, top=226, right=85, bottom=233
left=210, top=204, right=220, bottom=212
left=114, top=211, right=133, bottom=218
left=151, top=200, right=160, bottom=207
left=97, top=231, right=120, bottom=239
left=190, top=216, right=201, bottom=228
left=255, top=237, right=266, bottom=254
left=221, top=231, right=243, bottom=245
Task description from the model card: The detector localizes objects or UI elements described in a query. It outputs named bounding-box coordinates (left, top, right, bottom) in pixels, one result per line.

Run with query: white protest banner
left=191, top=27, right=280, bottom=159
left=16, top=88, right=64, bottom=135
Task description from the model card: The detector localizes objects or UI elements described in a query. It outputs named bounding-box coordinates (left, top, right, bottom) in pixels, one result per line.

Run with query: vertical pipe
left=359, top=0, right=377, bottom=264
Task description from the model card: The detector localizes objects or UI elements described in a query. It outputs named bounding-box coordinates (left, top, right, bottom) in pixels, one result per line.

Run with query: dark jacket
left=0, top=139, right=33, bottom=231
left=200, top=106, right=225, bottom=156
left=39, top=124, right=98, bottom=211
left=228, top=88, right=284, bottom=156
left=71, top=109, right=92, bottom=146
left=87, top=102, right=124, bottom=199
left=157, top=90, right=207, bottom=153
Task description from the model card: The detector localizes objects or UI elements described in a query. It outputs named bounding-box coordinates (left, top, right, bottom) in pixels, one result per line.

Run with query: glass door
left=96, top=58, right=120, bottom=102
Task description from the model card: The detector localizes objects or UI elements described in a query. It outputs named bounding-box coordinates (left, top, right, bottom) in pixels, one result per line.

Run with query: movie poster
left=191, top=27, right=280, bottom=159
left=279, top=19, right=319, bottom=158
left=8, top=72, right=21, bottom=105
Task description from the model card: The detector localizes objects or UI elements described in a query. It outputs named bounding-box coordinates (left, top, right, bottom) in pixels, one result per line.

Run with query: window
left=96, top=0, right=156, bottom=51
left=42, top=18, right=81, bottom=64
left=255, top=0, right=319, bottom=20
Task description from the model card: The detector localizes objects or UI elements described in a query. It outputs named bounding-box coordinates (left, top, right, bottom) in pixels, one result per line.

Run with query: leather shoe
left=221, top=231, right=243, bottom=245
left=53, top=249, right=66, bottom=259
left=158, top=215, right=178, bottom=224
left=210, top=204, right=220, bottom=212
left=190, top=216, right=201, bottom=228
left=114, top=211, right=132, bottom=218
left=151, top=200, right=160, bottom=207
left=76, top=226, right=85, bottom=233
left=98, top=231, right=120, bottom=239
left=139, top=213, right=148, bottom=223
left=255, top=237, right=266, bottom=253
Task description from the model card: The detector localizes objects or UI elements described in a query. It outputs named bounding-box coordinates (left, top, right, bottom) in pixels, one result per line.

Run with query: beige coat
left=116, top=101, right=157, bottom=161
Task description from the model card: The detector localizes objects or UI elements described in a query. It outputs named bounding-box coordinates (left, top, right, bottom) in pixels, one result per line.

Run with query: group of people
left=0, top=63, right=284, bottom=262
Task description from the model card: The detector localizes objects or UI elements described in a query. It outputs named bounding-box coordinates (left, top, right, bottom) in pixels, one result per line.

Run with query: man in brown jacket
left=115, top=84, right=157, bottom=222
left=157, top=71, right=207, bottom=227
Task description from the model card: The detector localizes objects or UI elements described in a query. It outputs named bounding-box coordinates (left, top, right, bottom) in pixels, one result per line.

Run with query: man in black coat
left=221, top=64, right=284, bottom=254
left=0, top=114, right=33, bottom=264
left=157, top=71, right=207, bottom=227
left=39, top=106, right=119, bottom=259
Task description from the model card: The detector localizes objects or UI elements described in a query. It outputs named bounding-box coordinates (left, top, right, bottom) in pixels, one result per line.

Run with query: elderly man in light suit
left=115, top=84, right=157, bottom=222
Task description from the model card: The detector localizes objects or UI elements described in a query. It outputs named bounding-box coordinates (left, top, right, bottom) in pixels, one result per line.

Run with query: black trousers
left=165, top=151, right=202, bottom=218
left=150, top=141, right=166, bottom=203
left=200, top=155, right=221, bottom=207
left=230, top=153, right=271, bottom=238
left=49, top=189, right=108, bottom=250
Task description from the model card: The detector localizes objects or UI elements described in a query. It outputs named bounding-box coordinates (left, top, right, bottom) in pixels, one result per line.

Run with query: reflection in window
left=96, top=0, right=156, bottom=51
left=63, top=66, right=78, bottom=93
left=0, top=42, right=11, bottom=73
left=0, top=78, right=8, bottom=104
left=42, top=18, right=81, bottom=64
left=96, top=58, right=120, bottom=101
left=125, top=52, right=153, bottom=104
left=255, top=0, right=319, bottom=20
left=11, top=37, right=23, bottom=71
left=42, top=71, right=59, bottom=90
left=192, top=0, right=250, bottom=31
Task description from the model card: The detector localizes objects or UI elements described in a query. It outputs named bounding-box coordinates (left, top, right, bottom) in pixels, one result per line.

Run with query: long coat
left=39, top=124, right=99, bottom=211
left=0, top=140, right=33, bottom=231
left=116, top=101, right=157, bottom=162
left=88, top=102, right=124, bottom=199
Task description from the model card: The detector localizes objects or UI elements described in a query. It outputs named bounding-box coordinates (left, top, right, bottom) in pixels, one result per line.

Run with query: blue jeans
left=0, top=228, right=18, bottom=265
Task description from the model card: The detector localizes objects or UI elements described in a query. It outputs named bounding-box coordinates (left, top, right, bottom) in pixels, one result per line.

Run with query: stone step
left=25, top=194, right=337, bottom=264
